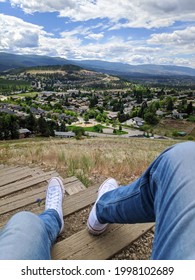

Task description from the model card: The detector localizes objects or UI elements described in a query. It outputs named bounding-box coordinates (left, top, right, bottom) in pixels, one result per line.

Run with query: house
left=124, top=106, right=133, bottom=114
left=79, top=106, right=88, bottom=114
left=132, top=117, right=145, bottom=127
left=156, top=110, right=165, bottom=116
left=67, top=89, right=79, bottom=96
left=172, top=110, right=188, bottom=119
left=108, top=112, right=118, bottom=120
left=123, top=119, right=134, bottom=126
left=0, top=108, right=15, bottom=115
left=0, top=95, right=8, bottom=101
left=19, top=128, right=31, bottom=138
left=54, top=131, right=75, bottom=138
left=30, top=107, right=45, bottom=116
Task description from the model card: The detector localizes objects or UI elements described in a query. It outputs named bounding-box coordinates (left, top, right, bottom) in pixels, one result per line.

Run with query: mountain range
left=1, top=52, right=195, bottom=77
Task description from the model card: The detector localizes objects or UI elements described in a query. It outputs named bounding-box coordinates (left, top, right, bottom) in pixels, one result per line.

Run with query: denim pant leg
left=0, top=209, right=61, bottom=260
left=96, top=141, right=195, bottom=259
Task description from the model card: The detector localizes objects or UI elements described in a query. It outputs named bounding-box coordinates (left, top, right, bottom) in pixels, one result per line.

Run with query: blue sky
left=0, top=0, right=195, bottom=67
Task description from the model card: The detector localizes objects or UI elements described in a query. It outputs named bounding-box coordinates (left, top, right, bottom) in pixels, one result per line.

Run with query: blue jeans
left=96, top=141, right=195, bottom=259
left=0, top=142, right=195, bottom=259
left=0, top=210, right=61, bottom=259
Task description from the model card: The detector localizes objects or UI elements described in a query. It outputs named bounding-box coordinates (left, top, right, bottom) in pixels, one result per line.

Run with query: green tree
left=37, top=116, right=52, bottom=137
left=95, top=113, right=103, bottom=122
left=60, top=122, right=67, bottom=132
left=26, top=113, right=37, bottom=133
left=144, top=111, right=159, bottom=125
left=83, top=114, right=89, bottom=122
left=2, top=114, right=10, bottom=139
left=89, top=95, right=98, bottom=108
left=0, top=113, right=19, bottom=140
left=166, top=97, right=174, bottom=111
left=72, top=126, right=85, bottom=137
left=186, top=102, right=193, bottom=115
left=9, top=115, right=19, bottom=139
left=93, top=124, right=102, bottom=133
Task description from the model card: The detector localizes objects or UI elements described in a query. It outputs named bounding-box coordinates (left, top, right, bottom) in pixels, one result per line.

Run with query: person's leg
left=91, top=142, right=195, bottom=259
left=0, top=177, right=65, bottom=260
left=0, top=210, right=61, bottom=260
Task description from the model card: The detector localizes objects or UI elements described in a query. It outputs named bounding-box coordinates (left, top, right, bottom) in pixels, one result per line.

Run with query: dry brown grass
left=0, top=137, right=178, bottom=186
left=26, top=70, right=66, bottom=74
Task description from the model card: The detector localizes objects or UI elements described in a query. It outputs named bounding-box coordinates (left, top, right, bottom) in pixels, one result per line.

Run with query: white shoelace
left=46, top=186, right=61, bottom=210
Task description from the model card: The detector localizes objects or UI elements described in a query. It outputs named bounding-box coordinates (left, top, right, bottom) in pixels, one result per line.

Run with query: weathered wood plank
left=65, top=180, right=86, bottom=195
left=0, top=184, right=46, bottom=206
left=0, top=167, right=45, bottom=180
left=0, top=166, right=21, bottom=176
left=0, top=171, right=59, bottom=197
left=31, top=183, right=97, bottom=217
left=0, top=184, right=98, bottom=228
left=0, top=168, right=36, bottom=187
left=52, top=223, right=154, bottom=260
left=0, top=177, right=83, bottom=210
left=0, top=177, right=86, bottom=215
left=0, top=176, right=80, bottom=207
left=0, top=188, right=46, bottom=215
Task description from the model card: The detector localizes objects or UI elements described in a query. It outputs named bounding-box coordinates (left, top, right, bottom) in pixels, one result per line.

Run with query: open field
left=26, top=69, right=66, bottom=74
left=153, top=119, right=195, bottom=139
left=12, top=91, right=38, bottom=98
left=0, top=137, right=179, bottom=186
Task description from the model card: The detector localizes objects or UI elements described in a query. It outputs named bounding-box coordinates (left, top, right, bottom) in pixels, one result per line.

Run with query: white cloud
left=0, top=14, right=45, bottom=51
left=0, top=14, right=84, bottom=58
left=60, top=24, right=104, bottom=41
left=149, top=26, right=195, bottom=47
left=85, top=32, right=104, bottom=41
left=7, top=0, right=195, bottom=29
left=143, top=27, right=195, bottom=67
left=1, top=3, right=195, bottom=68
left=10, top=0, right=76, bottom=14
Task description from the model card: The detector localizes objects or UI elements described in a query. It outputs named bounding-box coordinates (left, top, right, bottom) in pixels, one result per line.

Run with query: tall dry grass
left=0, top=137, right=178, bottom=186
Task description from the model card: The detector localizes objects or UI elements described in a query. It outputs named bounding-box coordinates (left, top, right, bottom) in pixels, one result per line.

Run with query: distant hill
left=0, top=52, right=71, bottom=71
left=1, top=52, right=195, bottom=77
left=74, top=60, right=195, bottom=77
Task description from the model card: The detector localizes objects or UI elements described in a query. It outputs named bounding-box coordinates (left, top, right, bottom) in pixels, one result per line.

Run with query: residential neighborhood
left=0, top=66, right=195, bottom=140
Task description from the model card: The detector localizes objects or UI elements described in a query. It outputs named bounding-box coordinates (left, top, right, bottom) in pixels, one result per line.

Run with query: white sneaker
left=87, top=178, right=119, bottom=235
left=45, top=177, right=65, bottom=233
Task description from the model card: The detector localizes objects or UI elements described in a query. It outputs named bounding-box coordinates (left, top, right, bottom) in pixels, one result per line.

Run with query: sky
left=0, top=0, right=195, bottom=68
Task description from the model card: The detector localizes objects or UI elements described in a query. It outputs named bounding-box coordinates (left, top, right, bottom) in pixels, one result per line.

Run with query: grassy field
left=12, top=91, right=38, bottom=98
left=0, top=137, right=179, bottom=187
left=26, top=70, right=65, bottom=74
left=153, top=119, right=195, bottom=139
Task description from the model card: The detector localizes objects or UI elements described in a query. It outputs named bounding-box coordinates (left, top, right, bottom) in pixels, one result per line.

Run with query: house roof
left=19, top=128, right=31, bottom=134
left=54, top=131, right=75, bottom=137
left=0, top=108, right=15, bottom=115
left=133, top=117, right=144, bottom=122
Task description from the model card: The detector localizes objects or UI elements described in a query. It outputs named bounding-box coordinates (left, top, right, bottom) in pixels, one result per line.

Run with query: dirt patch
left=112, top=229, right=154, bottom=260
left=158, top=119, right=195, bottom=134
